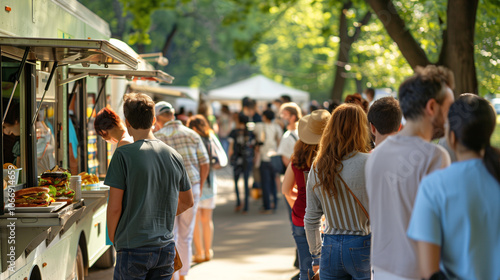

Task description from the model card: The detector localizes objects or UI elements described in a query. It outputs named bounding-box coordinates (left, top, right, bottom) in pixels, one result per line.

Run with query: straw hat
left=297, top=109, right=331, bottom=145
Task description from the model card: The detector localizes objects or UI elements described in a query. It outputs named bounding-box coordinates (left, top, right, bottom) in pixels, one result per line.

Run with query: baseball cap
left=155, top=101, right=174, bottom=115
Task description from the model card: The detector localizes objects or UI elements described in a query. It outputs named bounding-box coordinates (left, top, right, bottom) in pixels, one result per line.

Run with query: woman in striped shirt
left=304, top=103, right=372, bottom=280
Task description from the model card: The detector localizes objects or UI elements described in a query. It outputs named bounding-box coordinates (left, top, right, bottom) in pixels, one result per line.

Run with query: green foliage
left=475, top=0, right=500, bottom=95
left=80, top=0, right=500, bottom=101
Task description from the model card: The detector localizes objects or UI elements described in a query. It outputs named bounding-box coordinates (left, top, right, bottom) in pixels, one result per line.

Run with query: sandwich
left=39, top=171, right=75, bottom=203
left=14, top=187, right=55, bottom=207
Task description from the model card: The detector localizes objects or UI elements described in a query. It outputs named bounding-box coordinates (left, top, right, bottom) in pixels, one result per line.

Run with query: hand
left=313, top=265, right=319, bottom=273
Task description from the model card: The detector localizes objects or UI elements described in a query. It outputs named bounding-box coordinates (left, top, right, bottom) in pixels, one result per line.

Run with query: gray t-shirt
left=365, top=135, right=450, bottom=278
left=104, top=139, right=191, bottom=251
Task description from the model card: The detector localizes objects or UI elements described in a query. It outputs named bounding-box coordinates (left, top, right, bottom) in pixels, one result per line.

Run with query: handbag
left=271, top=132, right=297, bottom=175
left=174, top=246, right=182, bottom=272
left=270, top=155, right=286, bottom=174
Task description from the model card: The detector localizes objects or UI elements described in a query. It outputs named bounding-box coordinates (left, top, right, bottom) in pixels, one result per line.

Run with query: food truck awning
left=68, top=68, right=174, bottom=84
left=0, top=37, right=138, bottom=69
left=129, top=84, right=186, bottom=98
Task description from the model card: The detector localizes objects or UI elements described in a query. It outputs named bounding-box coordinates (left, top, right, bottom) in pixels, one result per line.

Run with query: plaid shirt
left=154, top=120, right=209, bottom=186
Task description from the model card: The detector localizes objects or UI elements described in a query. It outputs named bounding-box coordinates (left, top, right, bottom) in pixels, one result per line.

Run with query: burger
left=14, top=187, right=55, bottom=207
left=39, top=172, right=75, bottom=204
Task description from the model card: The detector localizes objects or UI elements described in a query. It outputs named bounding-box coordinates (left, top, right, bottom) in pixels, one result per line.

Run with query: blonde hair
left=313, top=104, right=371, bottom=196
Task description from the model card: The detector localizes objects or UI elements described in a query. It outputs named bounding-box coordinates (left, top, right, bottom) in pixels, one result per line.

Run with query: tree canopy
left=79, top=0, right=500, bottom=102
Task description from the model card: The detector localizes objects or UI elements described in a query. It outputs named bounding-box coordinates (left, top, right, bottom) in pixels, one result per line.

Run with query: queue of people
left=91, top=64, right=499, bottom=280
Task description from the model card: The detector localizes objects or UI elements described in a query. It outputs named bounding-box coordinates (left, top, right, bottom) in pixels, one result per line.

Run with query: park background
left=79, top=0, right=500, bottom=146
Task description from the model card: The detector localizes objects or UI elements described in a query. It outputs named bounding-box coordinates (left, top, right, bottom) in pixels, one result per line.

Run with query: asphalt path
left=88, top=166, right=298, bottom=280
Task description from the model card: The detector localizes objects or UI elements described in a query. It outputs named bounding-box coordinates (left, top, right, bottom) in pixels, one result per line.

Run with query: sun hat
left=297, top=109, right=331, bottom=145
left=155, top=101, right=174, bottom=116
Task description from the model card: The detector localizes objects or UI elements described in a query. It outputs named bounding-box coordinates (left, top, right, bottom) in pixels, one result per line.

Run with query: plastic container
left=69, top=175, right=82, bottom=201
left=3, top=168, right=22, bottom=185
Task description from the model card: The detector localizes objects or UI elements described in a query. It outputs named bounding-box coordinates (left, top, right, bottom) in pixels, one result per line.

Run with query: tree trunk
left=162, top=24, right=178, bottom=57
left=111, top=0, right=126, bottom=39
left=441, top=0, right=479, bottom=96
left=330, top=2, right=371, bottom=101
left=365, top=0, right=430, bottom=69
left=331, top=43, right=352, bottom=102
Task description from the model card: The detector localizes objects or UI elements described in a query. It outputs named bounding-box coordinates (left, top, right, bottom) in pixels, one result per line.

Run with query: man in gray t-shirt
left=365, top=66, right=454, bottom=280
left=106, top=93, right=193, bottom=280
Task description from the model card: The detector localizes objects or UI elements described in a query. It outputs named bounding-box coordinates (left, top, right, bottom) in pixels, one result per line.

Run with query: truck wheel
left=75, top=246, right=84, bottom=280
left=93, top=246, right=115, bottom=268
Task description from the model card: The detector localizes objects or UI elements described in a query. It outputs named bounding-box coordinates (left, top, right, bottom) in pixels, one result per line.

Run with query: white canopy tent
left=208, top=75, right=310, bottom=106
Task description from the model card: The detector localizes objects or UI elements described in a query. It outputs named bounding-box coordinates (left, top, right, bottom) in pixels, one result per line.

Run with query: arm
left=107, top=187, right=124, bottom=244
left=304, top=169, right=323, bottom=263
left=416, top=241, right=441, bottom=279
left=281, top=164, right=297, bottom=207
left=198, top=163, right=209, bottom=192
left=228, top=139, right=234, bottom=159
left=281, top=155, right=291, bottom=167
left=177, top=189, right=194, bottom=216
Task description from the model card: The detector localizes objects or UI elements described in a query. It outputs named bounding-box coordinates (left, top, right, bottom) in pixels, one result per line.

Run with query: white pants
left=372, top=266, right=420, bottom=280
left=173, top=184, right=200, bottom=279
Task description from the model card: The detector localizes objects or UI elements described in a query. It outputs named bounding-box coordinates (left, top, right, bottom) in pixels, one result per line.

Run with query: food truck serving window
left=2, top=58, right=26, bottom=188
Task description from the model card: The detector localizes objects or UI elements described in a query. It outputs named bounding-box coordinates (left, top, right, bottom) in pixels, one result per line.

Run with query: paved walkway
left=88, top=167, right=299, bottom=280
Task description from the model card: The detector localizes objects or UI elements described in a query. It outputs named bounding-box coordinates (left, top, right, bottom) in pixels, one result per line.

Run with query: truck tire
left=93, top=246, right=115, bottom=268
left=75, top=246, right=85, bottom=280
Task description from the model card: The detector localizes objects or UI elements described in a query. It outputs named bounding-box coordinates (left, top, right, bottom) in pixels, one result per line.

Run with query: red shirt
left=291, top=164, right=309, bottom=227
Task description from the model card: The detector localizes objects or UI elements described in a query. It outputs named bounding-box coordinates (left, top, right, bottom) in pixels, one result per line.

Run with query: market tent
left=207, top=75, right=309, bottom=105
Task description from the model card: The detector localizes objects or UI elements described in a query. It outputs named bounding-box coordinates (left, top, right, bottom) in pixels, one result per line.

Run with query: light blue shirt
left=408, top=159, right=500, bottom=280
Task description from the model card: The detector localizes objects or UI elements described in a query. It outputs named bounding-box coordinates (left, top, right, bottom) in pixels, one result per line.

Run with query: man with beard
left=365, top=65, right=454, bottom=280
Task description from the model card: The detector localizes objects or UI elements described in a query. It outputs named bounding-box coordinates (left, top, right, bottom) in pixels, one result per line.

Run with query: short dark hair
left=281, top=95, right=292, bottom=103
left=123, top=93, right=155, bottom=129
left=365, top=88, right=375, bottom=98
left=399, top=65, right=454, bottom=120
left=262, top=109, right=275, bottom=121
left=368, top=97, right=402, bottom=135
left=94, top=107, right=121, bottom=137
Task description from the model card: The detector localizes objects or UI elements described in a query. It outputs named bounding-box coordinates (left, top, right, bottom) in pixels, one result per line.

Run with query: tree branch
left=365, top=0, right=430, bottom=69
left=351, top=11, right=372, bottom=43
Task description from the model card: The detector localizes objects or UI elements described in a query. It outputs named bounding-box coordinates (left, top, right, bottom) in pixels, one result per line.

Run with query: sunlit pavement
left=88, top=166, right=298, bottom=280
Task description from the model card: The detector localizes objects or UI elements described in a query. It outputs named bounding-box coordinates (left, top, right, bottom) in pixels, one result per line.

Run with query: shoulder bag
left=270, top=132, right=297, bottom=175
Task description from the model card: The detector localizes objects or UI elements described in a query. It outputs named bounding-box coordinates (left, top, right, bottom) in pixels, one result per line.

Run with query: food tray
left=6, top=202, right=66, bottom=213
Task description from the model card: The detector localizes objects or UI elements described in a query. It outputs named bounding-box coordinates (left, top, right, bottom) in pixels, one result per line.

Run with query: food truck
left=0, top=1, right=176, bottom=279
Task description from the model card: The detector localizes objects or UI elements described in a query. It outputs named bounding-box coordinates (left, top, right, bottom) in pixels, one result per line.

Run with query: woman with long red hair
left=304, top=104, right=372, bottom=279
left=94, top=106, right=133, bottom=147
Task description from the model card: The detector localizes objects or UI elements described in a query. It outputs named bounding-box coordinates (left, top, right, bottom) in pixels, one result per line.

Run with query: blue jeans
left=233, top=163, right=252, bottom=211
left=292, top=224, right=315, bottom=280
left=260, top=161, right=277, bottom=210
left=220, top=137, right=229, bottom=156
left=114, top=242, right=175, bottom=280
left=320, top=234, right=371, bottom=280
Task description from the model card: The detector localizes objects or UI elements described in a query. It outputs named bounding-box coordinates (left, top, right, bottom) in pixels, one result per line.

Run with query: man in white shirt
left=365, top=66, right=455, bottom=280
left=277, top=102, right=302, bottom=167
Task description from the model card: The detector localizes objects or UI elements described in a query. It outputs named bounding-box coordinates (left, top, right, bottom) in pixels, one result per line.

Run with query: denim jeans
left=260, top=161, right=277, bottom=210
left=292, top=224, right=315, bottom=280
left=114, top=242, right=175, bottom=280
left=320, top=234, right=371, bottom=280
left=233, top=163, right=252, bottom=211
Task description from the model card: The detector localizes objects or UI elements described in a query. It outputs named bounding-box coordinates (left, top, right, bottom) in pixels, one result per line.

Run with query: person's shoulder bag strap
left=337, top=175, right=369, bottom=220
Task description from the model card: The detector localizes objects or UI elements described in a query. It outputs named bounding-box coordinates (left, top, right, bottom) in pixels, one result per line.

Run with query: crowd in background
left=95, top=64, right=500, bottom=280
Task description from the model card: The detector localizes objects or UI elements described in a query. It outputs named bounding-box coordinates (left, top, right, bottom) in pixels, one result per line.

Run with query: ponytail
left=483, top=145, right=500, bottom=185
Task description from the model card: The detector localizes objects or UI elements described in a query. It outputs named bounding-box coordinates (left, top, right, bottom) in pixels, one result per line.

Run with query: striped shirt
left=304, top=152, right=370, bottom=256
left=154, top=120, right=209, bottom=190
